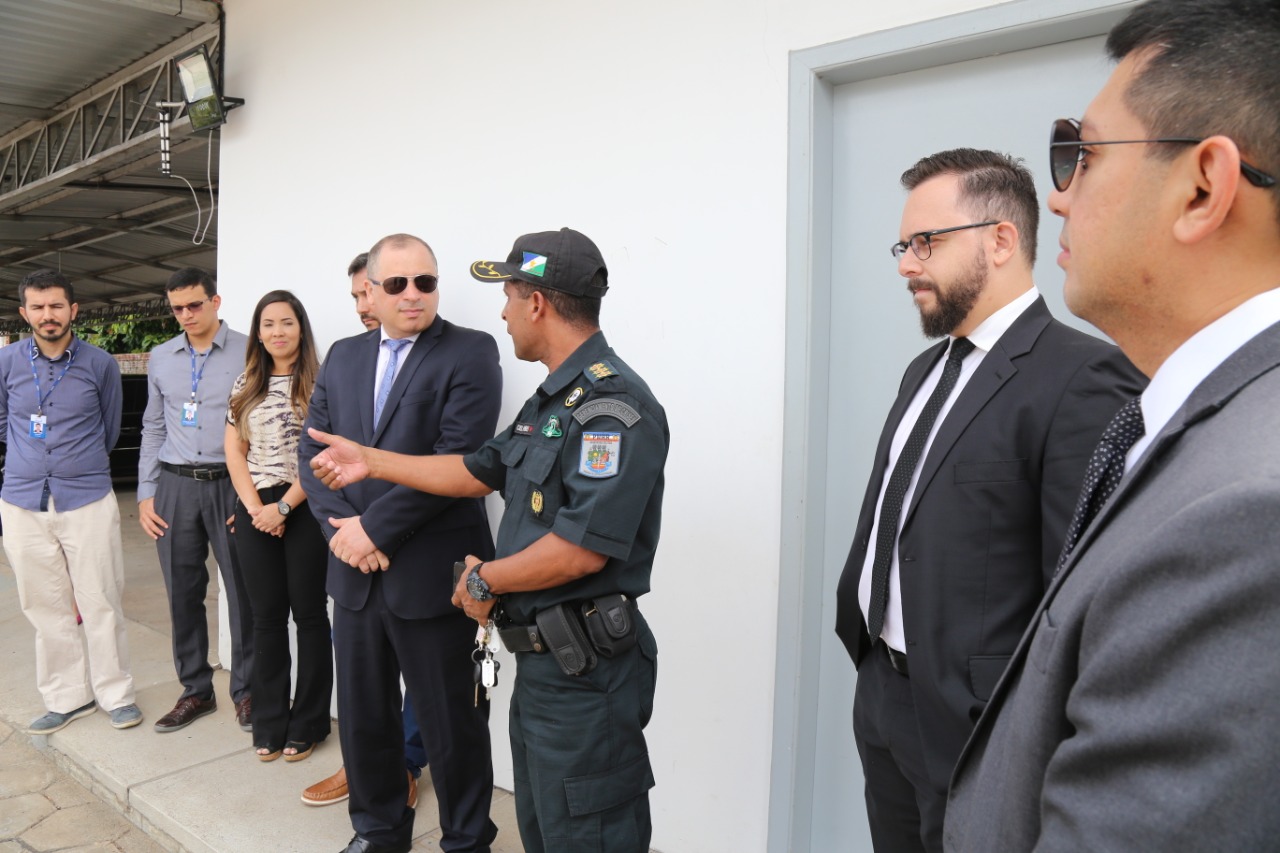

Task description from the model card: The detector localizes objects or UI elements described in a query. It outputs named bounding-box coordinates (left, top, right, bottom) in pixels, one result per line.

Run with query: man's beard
left=910, top=249, right=987, bottom=338
left=35, top=323, right=68, bottom=342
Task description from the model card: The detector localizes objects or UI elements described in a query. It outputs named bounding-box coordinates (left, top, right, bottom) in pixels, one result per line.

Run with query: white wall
left=217, top=1, right=998, bottom=849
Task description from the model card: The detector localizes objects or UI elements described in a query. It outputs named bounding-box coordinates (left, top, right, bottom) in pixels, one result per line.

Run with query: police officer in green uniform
left=307, top=228, right=668, bottom=853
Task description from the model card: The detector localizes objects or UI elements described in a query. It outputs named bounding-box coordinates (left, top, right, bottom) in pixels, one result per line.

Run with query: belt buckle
left=192, top=468, right=215, bottom=481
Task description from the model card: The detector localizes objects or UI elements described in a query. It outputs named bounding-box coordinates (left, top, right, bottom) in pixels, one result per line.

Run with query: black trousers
left=154, top=469, right=253, bottom=702
left=234, top=484, right=332, bottom=747
left=853, top=644, right=944, bottom=853
left=334, top=576, right=497, bottom=852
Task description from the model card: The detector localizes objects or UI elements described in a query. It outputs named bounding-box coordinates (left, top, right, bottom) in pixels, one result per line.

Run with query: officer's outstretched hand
left=308, top=427, right=372, bottom=489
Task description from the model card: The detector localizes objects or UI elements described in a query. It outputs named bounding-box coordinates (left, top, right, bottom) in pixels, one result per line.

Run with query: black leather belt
left=161, top=461, right=229, bottom=481
left=883, top=643, right=909, bottom=677
left=498, top=623, right=548, bottom=654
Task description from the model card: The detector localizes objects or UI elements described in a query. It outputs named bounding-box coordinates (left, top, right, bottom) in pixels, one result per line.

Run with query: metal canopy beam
left=98, top=0, right=220, bottom=23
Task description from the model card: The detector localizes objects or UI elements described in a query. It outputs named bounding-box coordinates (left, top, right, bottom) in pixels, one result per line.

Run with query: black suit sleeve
left=359, top=332, right=502, bottom=554
left=1038, top=348, right=1146, bottom=582
left=299, top=347, right=360, bottom=540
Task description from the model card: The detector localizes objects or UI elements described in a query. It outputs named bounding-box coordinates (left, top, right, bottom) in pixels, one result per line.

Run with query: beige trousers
left=1, top=491, right=135, bottom=713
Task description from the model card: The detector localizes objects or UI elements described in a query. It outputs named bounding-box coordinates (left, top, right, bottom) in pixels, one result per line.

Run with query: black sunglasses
left=369, top=274, right=439, bottom=295
left=1049, top=117, right=1277, bottom=193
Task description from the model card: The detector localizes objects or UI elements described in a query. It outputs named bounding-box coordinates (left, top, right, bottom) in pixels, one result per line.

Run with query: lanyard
left=188, top=342, right=211, bottom=402
left=29, top=339, right=77, bottom=416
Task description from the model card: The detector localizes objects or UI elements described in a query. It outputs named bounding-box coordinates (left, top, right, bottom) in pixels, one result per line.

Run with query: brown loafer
left=234, top=696, right=252, bottom=732
left=153, top=695, right=217, bottom=733
left=302, top=766, right=348, bottom=806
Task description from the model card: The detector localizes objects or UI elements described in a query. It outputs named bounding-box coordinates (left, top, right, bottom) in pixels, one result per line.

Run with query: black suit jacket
left=298, top=315, right=502, bottom=620
left=834, top=297, right=1146, bottom=793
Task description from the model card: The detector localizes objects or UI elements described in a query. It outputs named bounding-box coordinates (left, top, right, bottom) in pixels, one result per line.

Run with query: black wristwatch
left=466, top=563, right=493, bottom=601
left=277, top=500, right=292, bottom=517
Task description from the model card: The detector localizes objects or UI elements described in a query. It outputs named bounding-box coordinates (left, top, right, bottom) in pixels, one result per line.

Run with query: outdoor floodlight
left=173, top=45, right=243, bottom=131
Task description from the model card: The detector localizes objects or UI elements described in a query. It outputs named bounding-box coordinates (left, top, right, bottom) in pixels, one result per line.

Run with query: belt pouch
left=535, top=603, right=597, bottom=676
left=581, top=594, right=638, bottom=658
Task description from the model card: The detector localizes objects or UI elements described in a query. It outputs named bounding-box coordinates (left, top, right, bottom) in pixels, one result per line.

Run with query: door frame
left=770, top=2, right=1137, bottom=849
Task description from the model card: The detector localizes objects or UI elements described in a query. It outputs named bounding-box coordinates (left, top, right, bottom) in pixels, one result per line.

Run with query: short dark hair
left=901, top=148, right=1040, bottom=267
left=18, top=269, right=75, bottom=306
left=347, top=252, right=369, bottom=277
left=167, top=267, right=217, bottom=297
left=509, top=280, right=601, bottom=330
left=1107, top=0, right=1279, bottom=219
left=367, top=234, right=437, bottom=279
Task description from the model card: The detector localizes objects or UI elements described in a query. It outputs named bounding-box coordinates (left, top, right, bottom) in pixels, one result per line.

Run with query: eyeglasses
left=891, top=221, right=999, bottom=261
left=170, top=299, right=210, bottom=316
left=369, top=274, right=438, bottom=295
left=1049, top=117, right=1277, bottom=192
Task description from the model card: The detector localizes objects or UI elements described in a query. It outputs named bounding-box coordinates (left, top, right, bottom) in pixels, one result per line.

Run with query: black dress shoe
left=338, top=834, right=410, bottom=853
left=234, top=695, right=252, bottom=732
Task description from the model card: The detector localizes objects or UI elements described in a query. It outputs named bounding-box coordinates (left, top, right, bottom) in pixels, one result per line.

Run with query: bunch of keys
left=472, top=619, right=502, bottom=706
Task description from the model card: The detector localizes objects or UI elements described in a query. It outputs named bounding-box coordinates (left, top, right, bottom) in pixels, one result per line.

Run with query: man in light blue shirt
left=0, top=269, right=140, bottom=733
left=138, top=267, right=253, bottom=734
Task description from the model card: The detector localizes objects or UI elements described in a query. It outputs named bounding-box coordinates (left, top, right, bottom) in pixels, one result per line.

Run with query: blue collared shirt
left=0, top=336, right=122, bottom=512
left=137, top=321, right=247, bottom=501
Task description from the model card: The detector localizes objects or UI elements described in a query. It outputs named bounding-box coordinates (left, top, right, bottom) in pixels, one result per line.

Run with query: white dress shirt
left=859, top=288, right=1041, bottom=653
left=1127, top=286, right=1280, bottom=469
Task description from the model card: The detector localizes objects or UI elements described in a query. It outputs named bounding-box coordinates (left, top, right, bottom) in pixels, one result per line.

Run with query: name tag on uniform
left=182, top=401, right=199, bottom=426
left=29, top=413, right=47, bottom=439
left=579, top=432, right=621, bottom=478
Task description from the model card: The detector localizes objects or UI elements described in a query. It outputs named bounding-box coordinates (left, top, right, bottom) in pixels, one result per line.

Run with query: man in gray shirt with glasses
left=139, top=267, right=253, bottom=735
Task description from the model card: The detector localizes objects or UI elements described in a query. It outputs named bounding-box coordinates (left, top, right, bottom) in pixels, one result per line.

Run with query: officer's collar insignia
left=521, top=253, right=548, bottom=278
left=565, top=386, right=584, bottom=407
left=531, top=490, right=544, bottom=516
left=586, top=361, right=616, bottom=380
left=579, top=431, right=621, bottom=478
left=514, top=422, right=535, bottom=436
left=573, top=398, right=641, bottom=428
left=541, top=415, right=563, bottom=438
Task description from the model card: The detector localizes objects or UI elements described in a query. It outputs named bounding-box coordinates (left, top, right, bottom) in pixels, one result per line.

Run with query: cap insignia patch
left=521, top=253, right=548, bottom=278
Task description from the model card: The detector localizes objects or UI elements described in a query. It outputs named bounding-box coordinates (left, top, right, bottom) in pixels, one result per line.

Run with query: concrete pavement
left=0, top=489, right=523, bottom=852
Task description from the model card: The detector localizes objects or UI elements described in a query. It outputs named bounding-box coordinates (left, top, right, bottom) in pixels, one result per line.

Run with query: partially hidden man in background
left=833, top=150, right=1145, bottom=852
left=947, top=1, right=1280, bottom=849
left=1, top=269, right=141, bottom=734
left=297, top=233, right=502, bottom=853
left=308, top=227, right=668, bottom=853
left=139, top=267, right=254, bottom=734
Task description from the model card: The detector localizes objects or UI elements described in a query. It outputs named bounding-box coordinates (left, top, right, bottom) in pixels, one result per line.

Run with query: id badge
left=29, top=413, right=47, bottom=439
left=182, top=401, right=198, bottom=426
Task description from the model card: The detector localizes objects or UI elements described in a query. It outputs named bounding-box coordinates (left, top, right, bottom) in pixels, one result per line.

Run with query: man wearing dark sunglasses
left=298, top=233, right=502, bottom=853
left=947, top=2, right=1280, bottom=851
left=834, top=148, right=1144, bottom=853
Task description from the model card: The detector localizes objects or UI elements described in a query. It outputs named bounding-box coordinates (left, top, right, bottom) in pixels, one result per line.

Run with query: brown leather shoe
left=153, top=695, right=217, bottom=733
left=234, top=696, right=252, bottom=732
left=302, top=765, right=348, bottom=806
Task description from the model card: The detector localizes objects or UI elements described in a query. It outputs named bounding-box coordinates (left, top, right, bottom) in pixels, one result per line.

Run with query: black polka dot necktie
left=866, top=337, right=976, bottom=642
left=1056, top=396, right=1145, bottom=573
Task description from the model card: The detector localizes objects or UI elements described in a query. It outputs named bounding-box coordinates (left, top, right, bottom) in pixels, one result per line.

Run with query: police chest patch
left=579, top=432, right=621, bottom=478
left=514, top=423, right=535, bottom=436
left=572, top=398, right=641, bottom=427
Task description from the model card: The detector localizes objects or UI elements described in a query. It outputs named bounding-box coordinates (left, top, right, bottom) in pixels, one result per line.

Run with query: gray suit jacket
left=945, top=320, right=1280, bottom=852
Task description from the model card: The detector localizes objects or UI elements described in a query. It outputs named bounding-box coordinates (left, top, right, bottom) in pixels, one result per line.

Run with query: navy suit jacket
left=298, top=314, right=502, bottom=620
left=834, top=297, right=1146, bottom=794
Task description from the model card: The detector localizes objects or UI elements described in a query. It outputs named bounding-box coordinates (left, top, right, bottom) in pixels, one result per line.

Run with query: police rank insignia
left=542, top=415, right=563, bottom=438
left=587, top=361, right=616, bottom=379
left=579, top=432, right=621, bottom=478
left=531, top=490, right=544, bottom=516
left=565, top=386, right=584, bottom=407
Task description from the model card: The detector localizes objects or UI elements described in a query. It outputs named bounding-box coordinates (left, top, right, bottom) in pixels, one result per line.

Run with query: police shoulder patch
left=584, top=360, right=617, bottom=381
left=579, top=431, right=621, bottom=478
left=572, top=397, right=641, bottom=427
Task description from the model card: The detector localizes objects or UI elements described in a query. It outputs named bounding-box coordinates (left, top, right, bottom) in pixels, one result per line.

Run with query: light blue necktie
left=373, top=338, right=412, bottom=426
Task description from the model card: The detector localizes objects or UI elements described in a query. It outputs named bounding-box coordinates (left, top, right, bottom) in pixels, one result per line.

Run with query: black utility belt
left=498, top=594, right=638, bottom=677
left=161, top=461, right=229, bottom=481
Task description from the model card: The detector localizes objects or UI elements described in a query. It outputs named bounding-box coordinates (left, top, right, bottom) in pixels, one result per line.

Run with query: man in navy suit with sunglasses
left=299, top=233, right=503, bottom=853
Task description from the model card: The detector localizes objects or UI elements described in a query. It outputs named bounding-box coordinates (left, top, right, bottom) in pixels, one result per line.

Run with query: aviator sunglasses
left=369, top=273, right=439, bottom=295
left=1049, top=117, right=1277, bottom=193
